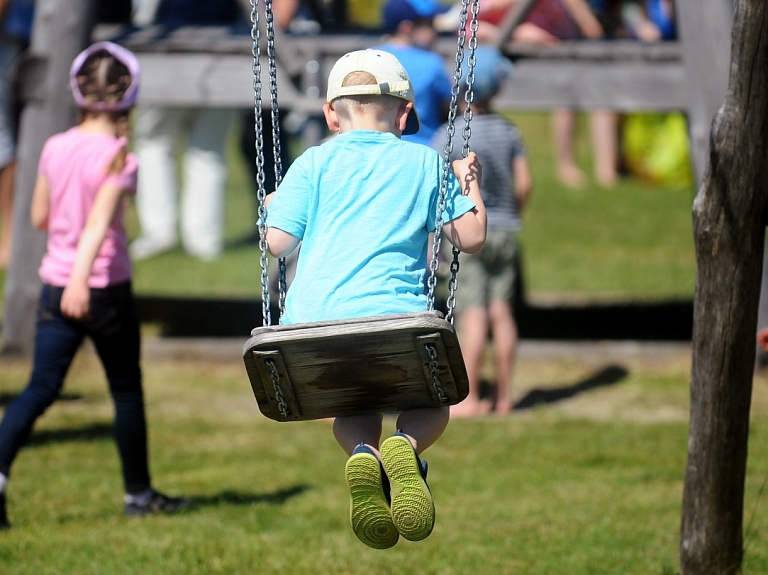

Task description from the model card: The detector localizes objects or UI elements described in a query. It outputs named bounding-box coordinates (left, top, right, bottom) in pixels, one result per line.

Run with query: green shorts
left=454, top=229, right=518, bottom=311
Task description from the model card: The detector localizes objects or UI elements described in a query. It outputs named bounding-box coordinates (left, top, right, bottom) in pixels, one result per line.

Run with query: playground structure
left=3, top=0, right=730, bottom=355
left=3, top=1, right=765, bottom=574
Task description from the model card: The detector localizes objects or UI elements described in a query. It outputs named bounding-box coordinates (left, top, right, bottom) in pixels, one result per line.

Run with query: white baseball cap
left=326, top=49, right=421, bottom=136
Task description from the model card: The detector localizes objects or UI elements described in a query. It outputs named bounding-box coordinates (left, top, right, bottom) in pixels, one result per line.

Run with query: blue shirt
left=2, top=0, right=34, bottom=42
left=267, top=130, right=476, bottom=324
left=376, top=44, right=453, bottom=147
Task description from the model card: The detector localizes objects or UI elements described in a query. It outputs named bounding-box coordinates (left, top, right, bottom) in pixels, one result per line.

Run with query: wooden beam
left=87, top=28, right=689, bottom=113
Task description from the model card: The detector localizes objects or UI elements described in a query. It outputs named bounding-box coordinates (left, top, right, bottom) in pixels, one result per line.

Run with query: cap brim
left=404, top=107, right=420, bottom=135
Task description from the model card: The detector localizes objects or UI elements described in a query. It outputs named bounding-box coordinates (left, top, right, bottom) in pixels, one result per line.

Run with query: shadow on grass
left=0, top=392, right=83, bottom=407
left=513, top=364, right=629, bottom=411
left=187, top=485, right=310, bottom=510
left=27, top=422, right=113, bottom=447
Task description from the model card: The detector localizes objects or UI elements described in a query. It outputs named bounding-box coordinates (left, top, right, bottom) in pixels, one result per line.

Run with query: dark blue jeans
left=0, top=282, right=151, bottom=493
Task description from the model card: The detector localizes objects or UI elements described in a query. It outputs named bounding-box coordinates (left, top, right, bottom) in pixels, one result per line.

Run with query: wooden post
left=1, top=0, right=96, bottom=356
left=679, top=0, right=768, bottom=573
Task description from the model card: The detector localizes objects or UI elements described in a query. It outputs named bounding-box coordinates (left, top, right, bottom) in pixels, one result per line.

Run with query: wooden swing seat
left=242, top=311, right=469, bottom=422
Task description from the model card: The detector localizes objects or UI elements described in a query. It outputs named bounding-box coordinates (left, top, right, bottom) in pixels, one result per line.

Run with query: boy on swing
left=265, top=49, right=486, bottom=549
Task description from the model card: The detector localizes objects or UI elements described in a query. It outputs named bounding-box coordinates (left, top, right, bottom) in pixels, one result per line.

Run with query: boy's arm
left=513, top=156, right=533, bottom=212
left=265, top=227, right=300, bottom=258
left=264, top=191, right=301, bottom=257
left=60, top=181, right=127, bottom=319
left=444, top=152, right=487, bottom=255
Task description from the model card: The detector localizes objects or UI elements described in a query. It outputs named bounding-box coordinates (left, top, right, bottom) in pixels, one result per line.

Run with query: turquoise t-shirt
left=266, top=130, right=476, bottom=324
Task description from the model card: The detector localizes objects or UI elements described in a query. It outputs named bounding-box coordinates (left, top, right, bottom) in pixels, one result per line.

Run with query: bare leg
left=553, top=109, right=586, bottom=189
left=0, top=162, right=14, bottom=268
left=453, top=306, right=491, bottom=417
left=395, top=407, right=449, bottom=454
left=488, top=299, right=517, bottom=414
left=333, top=414, right=383, bottom=456
left=590, top=109, right=618, bottom=188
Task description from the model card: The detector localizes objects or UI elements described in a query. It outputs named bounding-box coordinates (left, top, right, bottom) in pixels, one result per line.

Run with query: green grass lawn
left=0, top=344, right=766, bottom=574
left=0, top=112, right=697, bottom=314
left=127, top=111, right=697, bottom=301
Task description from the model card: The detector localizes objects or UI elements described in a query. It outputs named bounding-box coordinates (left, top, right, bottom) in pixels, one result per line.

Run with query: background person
left=0, top=42, right=186, bottom=530
left=432, top=46, right=533, bottom=416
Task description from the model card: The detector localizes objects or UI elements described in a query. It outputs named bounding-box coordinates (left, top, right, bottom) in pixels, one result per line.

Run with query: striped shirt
left=432, top=114, right=527, bottom=232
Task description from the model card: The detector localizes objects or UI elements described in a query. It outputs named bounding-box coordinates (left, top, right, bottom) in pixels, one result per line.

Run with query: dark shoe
left=345, top=444, right=399, bottom=549
left=124, top=489, right=190, bottom=517
left=0, top=493, right=9, bottom=530
left=380, top=431, right=434, bottom=542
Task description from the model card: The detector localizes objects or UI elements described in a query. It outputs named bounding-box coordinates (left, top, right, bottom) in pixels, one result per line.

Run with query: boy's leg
left=394, top=407, right=449, bottom=454
left=333, top=414, right=382, bottom=455
left=380, top=407, right=448, bottom=542
left=335, top=414, right=398, bottom=549
left=488, top=299, right=517, bottom=414
left=454, top=306, right=490, bottom=418
left=453, top=250, right=492, bottom=418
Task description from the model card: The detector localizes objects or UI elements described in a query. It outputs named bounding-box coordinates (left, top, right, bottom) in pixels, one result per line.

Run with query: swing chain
left=445, top=249, right=461, bottom=321
left=445, top=0, right=478, bottom=325
left=266, top=359, right=291, bottom=418
left=263, top=0, right=289, bottom=320
left=428, top=0, right=479, bottom=325
left=250, top=0, right=272, bottom=328
left=425, top=344, right=449, bottom=403
left=426, top=0, right=469, bottom=312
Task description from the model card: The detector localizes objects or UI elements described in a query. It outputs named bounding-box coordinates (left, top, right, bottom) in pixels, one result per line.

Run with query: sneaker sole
left=345, top=452, right=399, bottom=550
left=380, top=435, right=435, bottom=542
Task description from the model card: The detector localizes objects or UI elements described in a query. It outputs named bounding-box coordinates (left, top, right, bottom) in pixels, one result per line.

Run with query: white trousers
left=133, top=106, right=234, bottom=259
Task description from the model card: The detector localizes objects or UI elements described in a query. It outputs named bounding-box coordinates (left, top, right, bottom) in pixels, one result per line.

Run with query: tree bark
left=1, top=0, right=95, bottom=356
left=680, top=1, right=768, bottom=573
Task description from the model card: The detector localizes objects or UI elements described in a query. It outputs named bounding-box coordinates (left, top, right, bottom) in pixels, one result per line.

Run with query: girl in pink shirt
left=0, top=42, right=185, bottom=530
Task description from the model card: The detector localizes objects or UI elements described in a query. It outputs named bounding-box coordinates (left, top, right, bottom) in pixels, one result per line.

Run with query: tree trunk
left=680, top=1, right=768, bottom=573
left=1, top=0, right=95, bottom=356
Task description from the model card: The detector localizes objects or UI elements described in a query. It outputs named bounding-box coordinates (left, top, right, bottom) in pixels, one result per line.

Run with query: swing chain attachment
left=425, top=344, right=449, bottom=403
left=266, top=358, right=291, bottom=418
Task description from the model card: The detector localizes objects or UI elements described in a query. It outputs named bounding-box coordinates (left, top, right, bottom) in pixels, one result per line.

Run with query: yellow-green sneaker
left=380, top=432, right=435, bottom=541
left=345, top=444, right=399, bottom=549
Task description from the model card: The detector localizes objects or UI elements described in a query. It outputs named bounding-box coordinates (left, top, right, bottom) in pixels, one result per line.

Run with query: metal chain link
left=428, top=0, right=479, bottom=325
left=445, top=0, right=479, bottom=324
left=263, top=0, right=288, bottom=321
left=426, top=0, right=469, bottom=312
left=266, top=359, right=290, bottom=418
left=425, top=344, right=448, bottom=403
left=250, top=0, right=271, bottom=327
